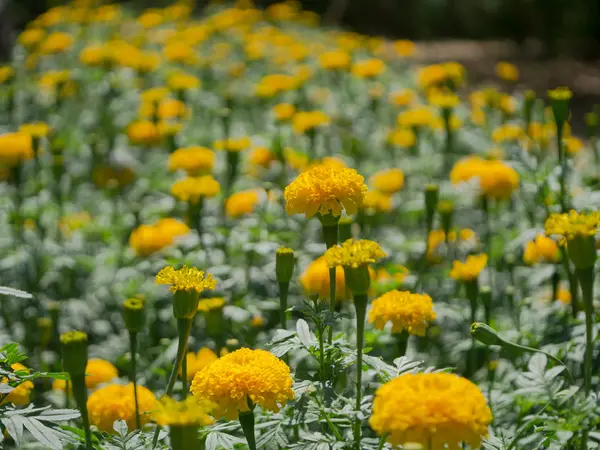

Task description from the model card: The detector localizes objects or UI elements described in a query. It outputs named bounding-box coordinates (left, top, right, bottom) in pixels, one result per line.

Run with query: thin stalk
left=129, top=332, right=141, bottom=430
left=353, top=294, right=368, bottom=450
left=557, top=124, right=568, bottom=212
left=151, top=318, right=193, bottom=448
left=482, top=197, right=494, bottom=292
left=239, top=410, right=257, bottom=450
left=561, top=252, right=579, bottom=317
left=395, top=331, right=409, bottom=358
left=466, top=280, right=479, bottom=377
left=377, top=435, right=387, bottom=450
left=71, top=374, right=92, bottom=450
left=575, top=267, right=594, bottom=395
left=279, top=282, right=289, bottom=329
left=323, top=223, right=338, bottom=345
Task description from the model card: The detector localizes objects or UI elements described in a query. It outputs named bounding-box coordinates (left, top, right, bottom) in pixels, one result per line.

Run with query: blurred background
left=1, top=0, right=600, bottom=120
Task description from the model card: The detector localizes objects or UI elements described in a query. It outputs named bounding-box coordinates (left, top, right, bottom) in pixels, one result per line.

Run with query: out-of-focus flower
left=1, top=364, right=34, bottom=406
left=190, top=348, right=294, bottom=420
left=495, top=62, right=519, bottom=81
left=18, top=28, right=46, bottom=49
left=362, top=190, right=392, bottom=213
left=214, top=137, right=251, bottom=152
left=169, top=146, right=215, bottom=175
left=300, top=256, right=349, bottom=301
left=171, top=175, right=220, bottom=203
left=450, top=156, right=519, bottom=200
left=319, top=49, right=351, bottom=70
left=127, top=120, right=160, bottom=146
left=183, top=348, right=219, bottom=380
left=168, top=71, right=201, bottom=91
left=397, top=106, right=435, bottom=129
left=249, top=147, right=277, bottom=168
left=153, top=396, right=214, bottom=427
left=370, top=168, right=404, bottom=195
left=53, top=359, right=118, bottom=391
left=87, top=383, right=156, bottom=431
left=292, top=111, right=330, bottom=134
left=0, top=132, right=33, bottom=167
left=39, top=31, right=73, bottom=54
left=450, top=254, right=488, bottom=281
left=387, top=128, right=416, bottom=148
left=273, top=103, right=296, bottom=121
left=129, top=219, right=190, bottom=257
left=225, top=189, right=262, bottom=218
left=369, top=290, right=436, bottom=335
left=392, top=40, right=416, bottom=57
left=492, top=123, right=524, bottom=143
left=564, top=136, right=584, bottom=156
left=0, top=66, right=14, bottom=84
left=351, top=58, right=385, bottom=78
left=255, top=73, right=297, bottom=97
left=389, top=89, right=415, bottom=107
left=197, top=298, right=226, bottom=313
left=523, top=234, right=559, bottom=265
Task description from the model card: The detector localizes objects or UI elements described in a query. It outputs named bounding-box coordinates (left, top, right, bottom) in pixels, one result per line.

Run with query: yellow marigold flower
left=370, top=373, right=492, bottom=449
left=0, top=132, right=33, bottom=167
left=273, top=103, right=296, bottom=121
left=19, top=122, right=51, bottom=139
left=249, top=147, right=277, bottom=168
left=39, top=31, right=73, bottom=54
left=291, top=111, right=330, bottom=134
left=428, top=90, right=460, bottom=110
left=168, top=146, right=215, bottom=175
left=492, top=123, right=524, bottom=143
left=392, top=40, right=416, bottom=57
left=171, top=176, right=220, bottom=204
left=300, top=256, right=349, bottom=301
left=168, top=71, right=201, bottom=91
left=284, top=165, right=366, bottom=217
left=141, top=87, right=170, bottom=104
left=523, top=234, right=559, bottom=265
left=564, top=136, right=584, bottom=156
left=548, top=87, right=573, bottom=102
left=251, top=315, right=265, bottom=327
left=387, top=128, right=416, bottom=148
left=1, top=364, right=34, bottom=406
left=183, top=348, right=219, bottom=380
left=163, top=41, right=196, bottom=65
left=545, top=210, right=600, bottom=241
left=156, top=266, right=217, bottom=294
left=450, top=156, right=519, bottom=200
left=226, top=189, right=262, bottom=218
left=325, top=238, right=386, bottom=269
left=156, top=218, right=190, bottom=239
left=18, top=28, right=45, bottom=49
left=266, top=1, right=299, bottom=20
left=351, top=58, right=385, bottom=78
left=157, top=99, right=188, bottom=120
left=362, top=190, right=392, bottom=213
left=158, top=121, right=183, bottom=138
left=370, top=168, right=404, bottom=195
left=418, top=63, right=462, bottom=90
left=284, top=147, right=309, bottom=172
left=197, top=297, right=226, bottom=313
left=495, top=61, right=519, bottom=81
left=0, top=66, right=14, bottom=84
left=450, top=254, right=488, bottom=281
left=557, top=287, right=572, bottom=305
left=368, top=290, right=436, bottom=335
left=54, top=359, right=118, bottom=391
left=255, top=73, right=297, bottom=97
left=80, top=44, right=108, bottom=66
left=389, top=89, right=415, bottom=107
left=319, top=49, right=351, bottom=70
left=214, top=137, right=251, bottom=152
left=153, top=396, right=214, bottom=427
left=129, top=224, right=173, bottom=257
left=397, top=107, right=435, bottom=128
left=87, top=383, right=156, bottom=432
left=127, top=120, right=160, bottom=146
left=190, top=348, right=294, bottom=420
left=427, top=229, right=476, bottom=262
left=374, top=265, right=409, bottom=287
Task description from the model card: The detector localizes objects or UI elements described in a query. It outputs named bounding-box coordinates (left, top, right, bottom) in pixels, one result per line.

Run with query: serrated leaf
left=113, top=419, right=128, bottom=437
left=2, top=415, right=24, bottom=445
left=205, top=430, right=245, bottom=450
left=22, top=416, right=63, bottom=449
left=544, top=366, right=565, bottom=381
left=0, top=286, right=33, bottom=299
left=296, top=319, right=315, bottom=348
left=36, top=409, right=80, bottom=422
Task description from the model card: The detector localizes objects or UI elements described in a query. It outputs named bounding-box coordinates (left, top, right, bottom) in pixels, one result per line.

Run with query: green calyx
left=123, top=298, right=146, bottom=333
left=60, top=330, right=88, bottom=376
left=276, top=247, right=295, bottom=283
left=344, top=265, right=371, bottom=295
left=173, top=291, right=200, bottom=319
left=567, top=235, right=597, bottom=270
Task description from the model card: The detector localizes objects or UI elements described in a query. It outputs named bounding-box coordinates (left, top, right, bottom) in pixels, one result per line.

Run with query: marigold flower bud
left=122, top=298, right=146, bottom=333
left=276, top=247, right=295, bottom=283
left=60, top=331, right=88, bottom=376
left=470, top=322, right=501, bottom=346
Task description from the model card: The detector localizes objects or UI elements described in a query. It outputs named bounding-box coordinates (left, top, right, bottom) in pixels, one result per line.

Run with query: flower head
left=156, top=266, right=216, bottom=294
left=523, top=234, right=559, bottom=265
left=370, top=373, right=492, bottom=449
left=450, top=156, right=519, bottom=200
left=370, top=168, right=404, bottom=195
left=169, top=146, right=215, bottom=174
left=362, top=190, right=393, bottom=213
left=300, top=256, right=349, bottom=301
left=214, top=136, right=251, bottom=152
left=450, top=254, right=488, bottom=281
left=351, top=58, right=385, bottom=78
left=190, top=348, right=294, bottom=420
left=545, top=210, right=600, bottom=241
left=129, top=219, right=189, bottom=257
left=226, top=189, right=262, bottom=218
left=1, top=364, right=34, bottom=406
left=369, top=290, right=436, bottom=335
left=284, top=165, right=366, bottom=217
left=292, top=111, right=330, bottom=134
left=324, top=239, right=386, bottom=269
left=87, top=383, right=156, bottom=432
left=171, top=175, right=220, bottom=203
left=153, top=396, right=214, bottom=427
left=495, top=62, right=519, bottom=81
left=183, top=348, right=219, bottom=380
left=197, top=298, right=226, bottom=313
left=319, top=49, right=351, bottom=70
left=0, top=132, right=33, bottom=167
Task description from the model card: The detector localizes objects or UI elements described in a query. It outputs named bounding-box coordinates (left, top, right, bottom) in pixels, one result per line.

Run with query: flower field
left=1, top=0, right=599, bottom=449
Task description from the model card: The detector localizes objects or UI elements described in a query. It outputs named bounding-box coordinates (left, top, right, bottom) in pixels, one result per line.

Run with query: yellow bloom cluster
left=292, top=110, right=330, bottom=134
left=545, top=210, right=600, bottom=240
left=418, top=62, right=465, bottom=91
left=168, top=146, right=215, bottom=175
left=19, top=122, right=51, bottom=139
left=129, top=218, right=190, bottom=256
left=450, top=254, right=488, bottom=281
left=300, top=256, right=349, bottom=301
left=197, top=297, right=226, bottom=313
left=155, top=265, right=217, bottom=294
left=87, top=383, right=156, bottom=431
left=369, top=290, right=436, bottom=335
left=370, top=168, right=404, bottom=195
left=255, top=73, right=298, bottom=97
left=1, top=364, right=34, bottom=406
left=427, top=229, right=476, bottom=262
left=273, top=103, right=296, bottom=121
left=153, top=396, right=214, bottom=427
left=319, top=49, right=351, bottom=70
left=226, top=189, right=262, bottom=218
left=183, top=348, right=219, bottom=380
left=495, top=61, right=519, bottom=81
left=214, top=136, right=252, bottom=152
left=284, top=165, right=366, bottom=217
left=0, top=132, right=33, bottom=167
left=523, top=234, right=559, bottom=265
left=52, top=359, right=118, bottom=391
left=325, top=238, right=386, bottom=269
left=450, top=156, right=519, bottom=199
left=190, top=348, right=294, bottom=420
left=491, top=123, right=524, bottom=143
left=171, top=175, right=220, bottom=203
left=351, top=58, right=385, bottom=78
left=370, top=373, right=492, bottom=449
left=387, top=128, right=416, bottom=148
left=249, top=147, right=277, bottom=168
left=362, top=190, right=392, bottom=213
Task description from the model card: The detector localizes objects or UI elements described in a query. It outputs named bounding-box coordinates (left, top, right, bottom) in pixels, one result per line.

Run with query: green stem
left=575, top=267, right=594, bottom=395
left=353, top=293, right=368, bottom=450
left=279, top=282, right=289, bottom=329
left=377, top=435, right=387, bottom=450
left=71, top=374, right=92, bottom=450
left=181, top=347, right=188, bottom=400
left=395, top=331, right=409, bottom=358
left=323, top=223, right=339, bottom=345
left=239, top=410, right=257, bottom=450
left=466, top=280, right=479, bottom=377
left=557, top=123, right=568, bottom=213
left=169, top=426, right=199, bottom=450
left=152, top=318, right=193, bottom=448
left=129, top=332, right=141, bottom=430
left=562, top=252, right=579, bottom=317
